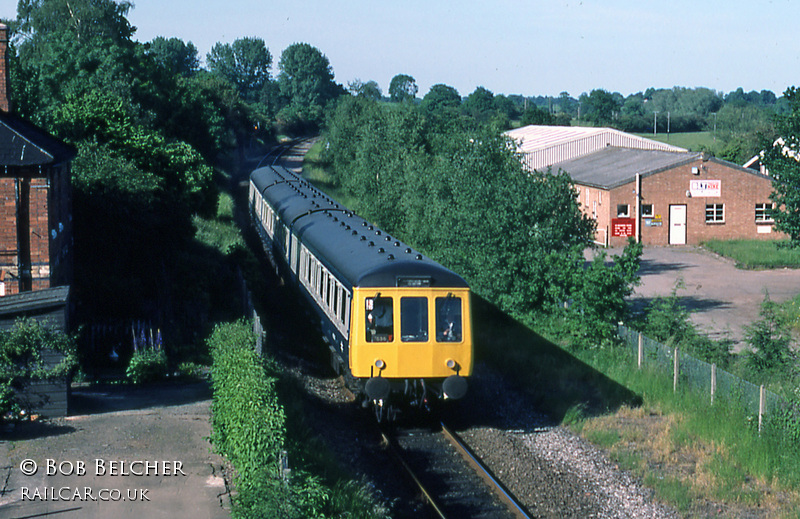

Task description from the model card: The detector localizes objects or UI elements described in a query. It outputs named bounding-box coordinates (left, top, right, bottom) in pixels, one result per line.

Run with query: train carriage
left=249, top=165, right=472, bottom=417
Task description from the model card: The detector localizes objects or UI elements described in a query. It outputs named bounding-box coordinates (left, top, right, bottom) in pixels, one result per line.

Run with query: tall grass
left=704, top=239, right=800, bottom=269
left=579, top=346, right=800, bottom=490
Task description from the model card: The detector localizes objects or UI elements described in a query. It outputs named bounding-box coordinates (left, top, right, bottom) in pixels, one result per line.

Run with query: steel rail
left=380, top=430, right=449, bottom=519
left=441, top=422, right=534, bottom=519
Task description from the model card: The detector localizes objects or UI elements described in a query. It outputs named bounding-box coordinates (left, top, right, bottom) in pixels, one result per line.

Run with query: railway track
left=381, top=422, right=533, bottom=519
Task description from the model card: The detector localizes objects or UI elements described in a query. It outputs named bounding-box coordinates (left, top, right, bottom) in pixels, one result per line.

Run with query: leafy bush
left=0, top=318, right=77, bottom=418
left=208, top=320, right=291, bottom=515
left=745, top=292, right=795, bottom=378
left=177, top=361, right=207, bottom=381
left=125, top=349, right=167, bottom=384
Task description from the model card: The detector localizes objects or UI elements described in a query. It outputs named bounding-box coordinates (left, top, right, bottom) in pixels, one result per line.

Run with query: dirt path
left=0, top=382, right=229, bottom=519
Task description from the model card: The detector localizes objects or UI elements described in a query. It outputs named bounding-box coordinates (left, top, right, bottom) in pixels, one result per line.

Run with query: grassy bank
left=704, top=239, right=800, bottom=269
left=301, top=139, right=358, bottom=209
left=573, top=346, right=800, bottom=517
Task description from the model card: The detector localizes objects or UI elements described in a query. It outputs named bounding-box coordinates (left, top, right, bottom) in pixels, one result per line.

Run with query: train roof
left=251, top=166, right=468, bottom=289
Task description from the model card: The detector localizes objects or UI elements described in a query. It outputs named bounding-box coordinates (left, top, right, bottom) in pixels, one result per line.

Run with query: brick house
left=0, top=23, right=75, bottom=417
left=0, top=23, right=75, bottom=295
left=553, top=147, right=783, bottom=247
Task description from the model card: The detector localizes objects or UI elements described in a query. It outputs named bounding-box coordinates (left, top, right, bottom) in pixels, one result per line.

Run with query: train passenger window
left=401, top=297, right=428, bottom=342
left=333, top=285, right=339, bottom=315
left=436, top=296, right=462, bottom=342
left=365, top=297, right=393, bottom=342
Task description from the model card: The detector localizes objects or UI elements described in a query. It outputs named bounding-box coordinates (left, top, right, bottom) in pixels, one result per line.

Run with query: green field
left=635, top=131, right=717, bottom=151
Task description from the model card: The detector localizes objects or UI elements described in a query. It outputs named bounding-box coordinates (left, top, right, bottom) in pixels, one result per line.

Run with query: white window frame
left=617, top=204, right=630, bottom=218
left=755, top=203, right=774, bottom=223
left=641, top=204, right=654, bottom=218
left=705, top=203, right=725, bottom=223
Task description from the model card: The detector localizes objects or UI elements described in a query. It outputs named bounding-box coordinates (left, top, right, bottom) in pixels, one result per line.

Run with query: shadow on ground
left=471, top=295, right=641, bottom=425
left=629, top=295, right=731, bottom=317
left=0, top=420, right=75, bottom=441
left=69, top=381, right=211, bottom=415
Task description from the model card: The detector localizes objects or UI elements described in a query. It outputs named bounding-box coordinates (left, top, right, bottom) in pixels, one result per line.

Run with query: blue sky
left=2, top=0, right=798, bottom=98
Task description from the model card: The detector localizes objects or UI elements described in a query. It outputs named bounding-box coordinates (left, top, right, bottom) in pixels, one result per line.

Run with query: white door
left=669, top=205, right=687, bottom=245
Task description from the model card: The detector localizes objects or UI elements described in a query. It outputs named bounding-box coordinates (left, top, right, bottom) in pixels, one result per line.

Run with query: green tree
left=347, top=79, right=382, bottom=101
left=277, top=42, right=344, bottom=131
left=422, top=84, right=460, bottom=112
left=521, top=105, right=555, bottom=126
left=207, top=37, right=271, bottom=101
left=581, top=89, right=621, bottom=126
left=147, top=36, right=199, bottom=76
left=461, top=86, right=495, bottom=122
left=764, top=87, right=800, bottom=244
left=13, top=0, right=138, bottom=122
left=493, top=94, right=519, bottom=120
left=51, top=89, right=214, bottom=209
left=388, top=73, right=418, bottom=103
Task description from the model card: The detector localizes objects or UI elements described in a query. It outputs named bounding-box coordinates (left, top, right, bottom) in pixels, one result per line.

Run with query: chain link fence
left=618, top=324, right=787, bottom=428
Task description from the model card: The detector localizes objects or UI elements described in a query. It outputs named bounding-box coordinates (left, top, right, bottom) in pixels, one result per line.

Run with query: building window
left=617, top=204, right=630, bottom=217
left=705, top=204, right=725, bottom=223
left=755, top=203, right=774, bottom=223
left=642, top=204, right=654, bottom=218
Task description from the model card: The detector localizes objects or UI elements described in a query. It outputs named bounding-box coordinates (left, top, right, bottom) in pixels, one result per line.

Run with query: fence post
left=637, top=332, right=643, bottom=369
left=758, top=385, right=765, bottom=434
left=673, top=348, right=679, bottom=393
left=711, top=363, right=716, bottom=406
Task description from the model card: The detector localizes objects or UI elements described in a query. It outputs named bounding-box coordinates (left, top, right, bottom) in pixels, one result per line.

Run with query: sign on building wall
left=689, top=179, right=721, bottom=197
left=612, top=218, right=635, bottom=237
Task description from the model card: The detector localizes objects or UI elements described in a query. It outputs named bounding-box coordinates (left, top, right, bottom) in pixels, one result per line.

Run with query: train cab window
left=436, top=296, right=462, bottom=342
left=400, top=297, right=428, bottom=342
left=365, top=297, right=393, bottom=342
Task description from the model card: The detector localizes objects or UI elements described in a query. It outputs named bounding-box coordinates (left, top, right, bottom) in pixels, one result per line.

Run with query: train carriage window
left=333, top=285, right=339, bottom=315
left=401, top=297, right=428, bottom=342
left=436, top=296, right=462, bottom=342
left=326, top=278, right=333, bottom=308
left=365, top=297, right=393, bottom=342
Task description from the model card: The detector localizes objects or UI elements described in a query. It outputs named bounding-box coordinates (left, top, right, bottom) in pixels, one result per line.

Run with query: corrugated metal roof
left=0, top=113, right=76, bottom=167
left=552, top=147, right=701, bottom=189
left=504, top=125, right=687, bottom=171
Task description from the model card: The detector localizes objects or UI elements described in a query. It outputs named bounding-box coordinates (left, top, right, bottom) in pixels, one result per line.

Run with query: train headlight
left=446, top=359, right=459, bottom=371
left=374, top=359, right=386, bottom=370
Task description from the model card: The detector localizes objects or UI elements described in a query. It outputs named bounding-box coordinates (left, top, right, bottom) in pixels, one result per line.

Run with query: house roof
left=552, top=147, right=701, bottom=189
left=553, top=147, right=773, bottom=190
left=0, top=112, right=76, bottom=168
left=504, top=125, right=687, bottom=171
left=0, top=285, right=70, bottom=317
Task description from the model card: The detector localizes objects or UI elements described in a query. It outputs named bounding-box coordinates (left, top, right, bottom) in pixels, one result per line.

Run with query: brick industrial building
left=507, top=125, right=783, bottom=247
